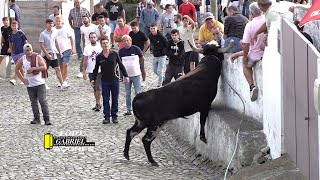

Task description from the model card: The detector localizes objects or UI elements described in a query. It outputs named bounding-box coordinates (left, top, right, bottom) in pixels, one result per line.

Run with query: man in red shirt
left=179, top=0, right=197, bottom=25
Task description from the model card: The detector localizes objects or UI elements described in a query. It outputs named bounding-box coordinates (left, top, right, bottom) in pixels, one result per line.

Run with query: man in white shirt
left=94, top=15, right=112, bottom=42
left=178, top=15, right=196, bottom=74
left=118, top=35, right=144, bottom=115
left=160, top=0, right=176, bottom=14
left=49, top=6, right=61, bottom=25
left=80, top=16, right=96, bottom=78
left=55, top=15, right=75, bottom=87
left=83, top=32, right=103, bottom=111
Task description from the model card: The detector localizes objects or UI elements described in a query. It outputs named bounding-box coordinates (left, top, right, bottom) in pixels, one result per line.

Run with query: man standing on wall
left=68, top=0, right=91, bottom=78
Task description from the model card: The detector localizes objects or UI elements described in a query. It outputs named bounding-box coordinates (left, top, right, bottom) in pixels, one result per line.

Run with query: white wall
left=263, top=21, right=282, bottom=159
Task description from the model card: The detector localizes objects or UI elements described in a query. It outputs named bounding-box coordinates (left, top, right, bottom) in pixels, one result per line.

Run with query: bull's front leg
left=200, top=110, right=208, bottom=144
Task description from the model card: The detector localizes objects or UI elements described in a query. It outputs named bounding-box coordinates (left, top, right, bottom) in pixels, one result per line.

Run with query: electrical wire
left=223, top=79, right=246, bottom=180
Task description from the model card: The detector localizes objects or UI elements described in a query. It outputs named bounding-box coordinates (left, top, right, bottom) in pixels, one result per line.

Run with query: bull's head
left=188, top=39, right=234, bottom=55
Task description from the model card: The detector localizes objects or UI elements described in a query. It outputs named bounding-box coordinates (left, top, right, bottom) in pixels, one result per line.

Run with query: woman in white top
left=15, top=44, right=51, bottom=125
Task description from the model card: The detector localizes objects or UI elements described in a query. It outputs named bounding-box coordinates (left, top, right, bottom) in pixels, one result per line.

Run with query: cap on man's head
left=147, top=0, right=154, bottom=5
left=203, top=12, right=215, bottom=21
left=23, top=44, right=33, bottom=51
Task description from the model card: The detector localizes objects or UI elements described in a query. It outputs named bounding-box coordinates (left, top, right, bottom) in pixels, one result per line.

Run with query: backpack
left=30, top=52, right=48, bottom=78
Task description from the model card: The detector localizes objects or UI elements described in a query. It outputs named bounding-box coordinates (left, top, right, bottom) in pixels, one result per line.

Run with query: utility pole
left=211, top=0, right=217, bottom=19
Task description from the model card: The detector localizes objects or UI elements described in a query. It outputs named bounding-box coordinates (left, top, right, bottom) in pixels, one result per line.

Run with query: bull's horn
left=188, top=40, right=203, bottom=53
left=218, top=39, right=235, bottom=53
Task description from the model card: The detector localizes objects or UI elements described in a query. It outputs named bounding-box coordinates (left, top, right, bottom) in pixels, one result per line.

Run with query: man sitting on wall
left=229, top=2, right=265, bottom=102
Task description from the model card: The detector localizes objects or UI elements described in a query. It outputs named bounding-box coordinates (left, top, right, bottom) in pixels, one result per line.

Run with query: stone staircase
left=17, top=0, right=62, bottom=53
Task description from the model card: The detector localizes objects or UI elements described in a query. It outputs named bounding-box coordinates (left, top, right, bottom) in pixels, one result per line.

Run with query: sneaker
left=62, top=81, right=70, bottom=88
left=45, top=121, right=52, bottom=125
left=112, top=117, right=118, bottom=123
left=77, top=72, right=83, bottom=78
left=111, top=44, right=115, bottom=49
left=45, top=84, right=50, bottom=90
left=95, top=104, right=101, bottom=112
left=103, top=118, right=110, bottom=124
left=141, top=81, right=146, bottom=87
left=123, top=111, right=132, bottom=116
left=250, top=86, right=259, bottom=102
left=9, top=79, right=16, bottom=85
left=30, top=120, right=40, bottom=124
left=57, top=83, right=61, bottom=87
left=11, top=59, right=14, bottom=64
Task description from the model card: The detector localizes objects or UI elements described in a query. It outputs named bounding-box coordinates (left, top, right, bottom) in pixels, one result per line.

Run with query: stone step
left=169, top=106, right=267, bottom=174
left=230, top=154, right=306, bottom=180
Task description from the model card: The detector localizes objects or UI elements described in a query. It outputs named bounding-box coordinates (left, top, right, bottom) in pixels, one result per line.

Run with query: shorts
left=1, top=47, right=11, bottom=56
left=43, top=56, right=59, bottom=69
left=57, top=49, right=72, bottom=65
left=140, top=61, right=145, bottom=71
left=89, top=73, right=102, bottom=91
left=108, top=20, right=118, bottom=33
left=12, top=53, right=24, bottom=64
left=243, top=57, right=260, bottom=68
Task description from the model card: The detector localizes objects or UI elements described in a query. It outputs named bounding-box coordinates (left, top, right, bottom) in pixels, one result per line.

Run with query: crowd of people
left=0, top=0, right=312, bottom=125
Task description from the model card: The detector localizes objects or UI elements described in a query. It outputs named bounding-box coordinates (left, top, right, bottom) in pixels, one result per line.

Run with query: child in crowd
left=1, top=17, right=12, bottom=56
left=9, top=21, right=28, bottom=85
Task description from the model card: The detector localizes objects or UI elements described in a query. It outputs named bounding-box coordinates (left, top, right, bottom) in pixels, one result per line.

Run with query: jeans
left=164, top=63, right=184, bottom=85
left=109, top=20, right=118, bottom=32
left=57, top=49, right=71, bottom=64
left=124, top=75, right=141, bottom=112
left=102, top=80, right=120, bottom=119
left=74, top=27, right=83, bottom=60
left=165, top=33, right=172, bottom=41
left=153, top=56, right=166, bottom=86
left=242, top=1, right=250, bottom=18
left=27, top=84, right=49, bottom=121
left=197, top=11, right=201, bottom=28
left=224, top=37, right=243, bottom=53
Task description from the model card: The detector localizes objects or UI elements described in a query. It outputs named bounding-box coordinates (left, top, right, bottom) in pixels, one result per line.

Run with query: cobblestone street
left=0, top=52, right=224, bottom=179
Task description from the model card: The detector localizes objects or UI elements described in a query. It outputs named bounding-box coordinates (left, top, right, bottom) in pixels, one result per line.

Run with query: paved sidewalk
left=0, top=52, right=224, bottom=179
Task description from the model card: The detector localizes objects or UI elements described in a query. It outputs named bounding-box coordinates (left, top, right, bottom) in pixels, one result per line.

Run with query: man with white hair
left=119, top=35, right=144, bottom=116
left=252, top=0, right=279, bottom=46
left=230, top=2, right=265, bottom=102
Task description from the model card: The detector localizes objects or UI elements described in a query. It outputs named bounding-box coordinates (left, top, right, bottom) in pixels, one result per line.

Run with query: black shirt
left=92, top=12, right=109, bottom=22
left=149, top=31, right=168, bottom=57
left=129, top=30, right=148, bottom=51
left=105, top=1, right=124, bottom=21
left=166, top=39, right=185, bottom=65
left=302, top=32, right=313, bottom=44
left=92, top=50, right=128, bottom=82
left=1, top=26, right=12, bottom=52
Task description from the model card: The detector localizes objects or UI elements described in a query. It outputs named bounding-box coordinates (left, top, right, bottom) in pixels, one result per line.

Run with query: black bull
left=124, top=41, right=233, bottom=166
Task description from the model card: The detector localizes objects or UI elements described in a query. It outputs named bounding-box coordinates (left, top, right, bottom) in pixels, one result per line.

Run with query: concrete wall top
left=213, top=54, right=263, bottom=123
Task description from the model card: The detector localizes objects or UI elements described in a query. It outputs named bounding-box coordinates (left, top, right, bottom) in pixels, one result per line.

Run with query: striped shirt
left=68, top=7, right=91, bottom=28
left=136, top=2, right=147, bottom=18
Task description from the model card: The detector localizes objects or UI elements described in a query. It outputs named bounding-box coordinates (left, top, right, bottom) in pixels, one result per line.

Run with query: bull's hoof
left=124, top=151, right=130, bottom=160
left=151, top=162, right=159, bottom=167
left=200, top=136, right=207, bottom=144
